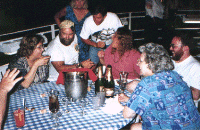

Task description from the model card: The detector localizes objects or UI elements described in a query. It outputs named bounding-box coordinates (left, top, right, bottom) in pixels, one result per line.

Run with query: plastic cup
left=13, top=108, right=25, bottom=128
left=97, top=92, right=105, bottom=106
left=92, top=96, right=101, bottom=110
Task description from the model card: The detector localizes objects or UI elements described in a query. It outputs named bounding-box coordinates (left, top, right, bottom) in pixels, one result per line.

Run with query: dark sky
left=0, top=0, right=144, bottom=34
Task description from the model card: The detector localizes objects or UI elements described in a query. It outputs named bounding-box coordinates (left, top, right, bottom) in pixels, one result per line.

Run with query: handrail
left=0, top=11, right=199, bottom=52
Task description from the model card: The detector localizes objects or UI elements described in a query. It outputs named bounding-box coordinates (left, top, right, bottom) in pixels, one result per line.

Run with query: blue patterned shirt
left=127, top=70, right=200, bottom=130
left=65, top=6, right=91, bottom=62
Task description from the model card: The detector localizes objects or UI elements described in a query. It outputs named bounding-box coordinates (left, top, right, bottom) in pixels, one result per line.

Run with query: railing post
left=51, top=24, right=56, bottom=39
left=129, top=13, right=132, bottom=30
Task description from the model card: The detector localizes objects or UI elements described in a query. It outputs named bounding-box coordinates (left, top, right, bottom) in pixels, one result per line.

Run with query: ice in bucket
left=13, top=108, right=25, bottom=128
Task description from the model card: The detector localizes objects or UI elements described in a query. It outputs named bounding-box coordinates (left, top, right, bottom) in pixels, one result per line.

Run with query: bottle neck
left=97, top=66, right=103, bottom=79
left=106, top=68, right=112, bottom=81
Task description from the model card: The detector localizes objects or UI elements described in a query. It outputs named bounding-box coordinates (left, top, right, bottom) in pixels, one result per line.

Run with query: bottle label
left=105, top=88, right=114, bottom=97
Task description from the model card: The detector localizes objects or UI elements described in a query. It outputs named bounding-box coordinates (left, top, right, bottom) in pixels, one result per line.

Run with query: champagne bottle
left=104, top=65, right=115, bottom=98
left=95, top=65, right=105, bottom=95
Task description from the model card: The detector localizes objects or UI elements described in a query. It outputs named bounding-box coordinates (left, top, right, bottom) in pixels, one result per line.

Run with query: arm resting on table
left=52, top=61, right=77, bottom=73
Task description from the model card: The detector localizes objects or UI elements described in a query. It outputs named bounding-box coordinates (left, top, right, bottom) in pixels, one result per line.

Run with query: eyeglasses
left=170, top=44, right=182, bottom=49
left=137, top=59, right=144, bottom=64
left=36, top=45, right=44, bottom=49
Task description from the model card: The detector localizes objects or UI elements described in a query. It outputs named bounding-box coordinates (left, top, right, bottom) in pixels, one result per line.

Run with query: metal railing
left=0, top=11, right=199, bottom=55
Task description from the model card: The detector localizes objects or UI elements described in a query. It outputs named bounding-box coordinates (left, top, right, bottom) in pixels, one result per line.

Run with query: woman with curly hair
left=8, top=34, right=50, bottom=90
left=119, top=43, right=200, bottom=130
left=98, top=27, right=140, bottom=79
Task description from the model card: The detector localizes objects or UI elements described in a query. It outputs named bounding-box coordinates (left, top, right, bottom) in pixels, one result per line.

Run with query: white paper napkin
left=101, top=95, right=124, bottom=114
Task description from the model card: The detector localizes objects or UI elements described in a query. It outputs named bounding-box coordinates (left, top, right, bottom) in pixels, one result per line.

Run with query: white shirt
left=80, top=12, right=123, bottom=40
left=145, top=0, right=164, bottom=19
left=45, top=34, right=79, bottom=81
left=173, top=56, right=200, bottom=90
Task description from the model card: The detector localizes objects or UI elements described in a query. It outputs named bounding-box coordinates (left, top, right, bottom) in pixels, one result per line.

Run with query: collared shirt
left=127, top=70, right=200, bottom=129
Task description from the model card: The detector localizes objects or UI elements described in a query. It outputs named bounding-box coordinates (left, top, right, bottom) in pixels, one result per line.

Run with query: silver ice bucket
left=64, top=71, right=88, bottom=101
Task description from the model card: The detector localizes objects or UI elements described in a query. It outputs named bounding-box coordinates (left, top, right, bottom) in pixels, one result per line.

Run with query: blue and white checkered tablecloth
left=4, top=81, right=132, bottom=130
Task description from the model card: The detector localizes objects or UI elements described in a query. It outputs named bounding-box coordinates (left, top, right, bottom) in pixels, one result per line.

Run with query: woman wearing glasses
left=8, top=34, right=50, bottom=90
left=119, top=43, right=200, bottom=130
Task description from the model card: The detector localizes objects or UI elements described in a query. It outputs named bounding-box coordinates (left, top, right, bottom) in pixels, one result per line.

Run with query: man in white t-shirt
left=170, top=33, right=200, bottom=100
left=80, top=5, right=123, bottom=64
left=45, top=20, right=94, bottom=81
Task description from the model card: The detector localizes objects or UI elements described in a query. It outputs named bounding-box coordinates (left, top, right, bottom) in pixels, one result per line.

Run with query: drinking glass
left=79, top=98, right=88, bottom=116
left=92, top=96, right=101, bottom=110
left=62, top=97, right=70, bottom=114
left=119, top=71, right=128, bottom=93
left=48, top=90, right=60, bottom=127
left=13, top=108, right=25, bottom=128
left=97, top=92, right=105, bottom=106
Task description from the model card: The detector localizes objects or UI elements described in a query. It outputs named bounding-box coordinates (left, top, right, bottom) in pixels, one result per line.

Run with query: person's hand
left=97, top=41, right=106, bottom=48
left=97, top=50, right=105, bottom=58
left=34, top=56, right=51, bottom=67
left=118, top=93, right=129, bottom=102
left=0, top=68, right=23, bottom=93
left=126, top=80, right=140, bottom=93
left=81, top=59, right=95, bottom=69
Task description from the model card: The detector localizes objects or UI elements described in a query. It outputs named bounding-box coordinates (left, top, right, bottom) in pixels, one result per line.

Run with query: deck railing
left=0, top=10, right=199, bottom=58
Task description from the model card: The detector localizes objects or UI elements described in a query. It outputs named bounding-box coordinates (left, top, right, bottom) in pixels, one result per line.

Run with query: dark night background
left=0, top=0, right=144, bottom=35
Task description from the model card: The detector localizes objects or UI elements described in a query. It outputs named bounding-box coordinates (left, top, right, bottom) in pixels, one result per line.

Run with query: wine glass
left=119, top=71, right=128, bottom=93
left=62, top=97, right=70, bottom=114
left=48, top=90, right=61, bottom=127
left=79, top=98, right=88, bottom=116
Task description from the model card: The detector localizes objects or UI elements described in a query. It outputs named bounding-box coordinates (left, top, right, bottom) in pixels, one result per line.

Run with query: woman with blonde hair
left=54, top=0, right=91, bottom=62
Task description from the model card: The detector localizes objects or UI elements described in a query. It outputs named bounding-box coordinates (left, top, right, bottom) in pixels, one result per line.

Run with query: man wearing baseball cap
left=45, top=20, right=94, bottom=81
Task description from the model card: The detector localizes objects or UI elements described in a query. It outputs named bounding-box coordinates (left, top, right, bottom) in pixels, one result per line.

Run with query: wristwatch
left=76, top=63, right=83, bottom=68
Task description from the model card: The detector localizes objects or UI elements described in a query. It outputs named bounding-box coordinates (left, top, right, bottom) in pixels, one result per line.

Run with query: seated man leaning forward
left=80, top=4, right=123, bottom=64
left=45, top=20, right=94, bottom=81
left=119, top=43, right=200, bottom=130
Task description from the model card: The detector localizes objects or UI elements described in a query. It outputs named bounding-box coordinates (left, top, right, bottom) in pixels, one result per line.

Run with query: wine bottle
left=104, top=65, right=115, bottom=98
left=95, top=65, right=105, bottom=95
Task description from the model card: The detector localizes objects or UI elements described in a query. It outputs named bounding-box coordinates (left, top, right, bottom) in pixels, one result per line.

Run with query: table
left=4, top=81, right=132, bottom=130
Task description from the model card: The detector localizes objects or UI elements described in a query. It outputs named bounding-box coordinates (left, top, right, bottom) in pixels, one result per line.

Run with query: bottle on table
left=104, top=65, right=115, bottom=98
left=95, top=65, right=105, bottom=95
